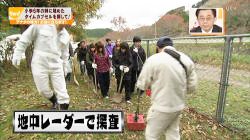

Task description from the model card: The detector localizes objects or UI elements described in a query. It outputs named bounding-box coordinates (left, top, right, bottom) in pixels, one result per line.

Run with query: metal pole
left=216, top=37, right=233, bottom=123
left=154, top=23, right=156, bottom=39
left=146, top=40, right=150, bottom=58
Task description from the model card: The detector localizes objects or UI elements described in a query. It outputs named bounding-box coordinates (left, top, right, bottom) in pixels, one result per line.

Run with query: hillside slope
left=86, top=28, right=113, bottom=39
left=99, top=0, right=250, bottom=41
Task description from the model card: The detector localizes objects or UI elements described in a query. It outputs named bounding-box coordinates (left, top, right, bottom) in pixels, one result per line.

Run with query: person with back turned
left=136, top=37, right=198, bottom=140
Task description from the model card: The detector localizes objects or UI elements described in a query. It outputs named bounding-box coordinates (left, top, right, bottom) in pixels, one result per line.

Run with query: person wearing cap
left=136, top=37, right=197, bottom=140
left=129, top=36, right=146, bottom=94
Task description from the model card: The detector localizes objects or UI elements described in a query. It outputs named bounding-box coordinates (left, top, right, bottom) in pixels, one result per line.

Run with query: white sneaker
left=105, top=96, right=109, bottom=99
left=126, top=100, right=132, bottom=104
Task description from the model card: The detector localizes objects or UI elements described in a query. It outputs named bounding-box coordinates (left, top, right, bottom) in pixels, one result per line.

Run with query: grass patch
left=187, top=79, right=250, bottom=136
left=136, top=42, right=250, bottom=71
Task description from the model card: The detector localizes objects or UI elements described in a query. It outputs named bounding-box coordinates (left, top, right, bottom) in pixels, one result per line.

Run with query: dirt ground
left=196, top=64, right=250, bottom=89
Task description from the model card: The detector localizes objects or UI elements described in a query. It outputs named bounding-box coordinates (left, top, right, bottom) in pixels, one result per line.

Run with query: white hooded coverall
left=136, top=46, right=197, bottom=140
left=12, top=25, right=70, bottom=104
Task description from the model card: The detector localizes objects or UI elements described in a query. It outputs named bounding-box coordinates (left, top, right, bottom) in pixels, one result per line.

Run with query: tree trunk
left=25, top=44, right=33, bottom=69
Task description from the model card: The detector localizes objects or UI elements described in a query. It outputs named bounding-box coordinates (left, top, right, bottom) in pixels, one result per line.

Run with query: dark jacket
left=129, top=44, right=146, bottom=72
left=86, top=50, right=95, bottom=75
left=112, top=46, right=120, bottom=60
left=112, top=52, right=133, bottom=80
left=77, top=47, right=88, bottom=62
left=190, top=24, right=222, bottom=33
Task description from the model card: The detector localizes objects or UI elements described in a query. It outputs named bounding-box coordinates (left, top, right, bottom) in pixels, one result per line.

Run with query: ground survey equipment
left=126, top=89, right=145, bottom=130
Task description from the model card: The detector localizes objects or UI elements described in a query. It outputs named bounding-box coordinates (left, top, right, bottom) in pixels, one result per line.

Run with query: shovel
left=111, top=71, right=124, bottom=103
left=93, top=67, right=98, bottom=95
left=73, top=74, right=79, bottom=86
left=72, top=54, right=80, bottom=86
left=82, top=63, right=88, bottom=83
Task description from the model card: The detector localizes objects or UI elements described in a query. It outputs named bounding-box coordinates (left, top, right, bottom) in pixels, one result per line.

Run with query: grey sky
left=85, top=0, right=202, bottom=30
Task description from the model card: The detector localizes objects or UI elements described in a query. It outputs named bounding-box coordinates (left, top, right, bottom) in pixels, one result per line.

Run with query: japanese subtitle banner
left=13, top=111, right=124, bottom=133
left=8, top=7, right=74, bottom=25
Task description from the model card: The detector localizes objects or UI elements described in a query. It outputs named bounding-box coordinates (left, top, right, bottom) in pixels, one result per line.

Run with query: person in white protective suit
left=136, top=37, right=197, bottom=140
left=12, top=25, right=70, bottom=110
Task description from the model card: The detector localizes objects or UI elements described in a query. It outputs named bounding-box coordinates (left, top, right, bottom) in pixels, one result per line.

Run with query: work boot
left=59, top=103, right=69, bottom=110
left=49, top=94, right=58, bottom=110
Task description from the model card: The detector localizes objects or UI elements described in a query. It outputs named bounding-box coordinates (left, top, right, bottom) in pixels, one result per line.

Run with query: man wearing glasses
left=190, top=9, right=222, bottom=33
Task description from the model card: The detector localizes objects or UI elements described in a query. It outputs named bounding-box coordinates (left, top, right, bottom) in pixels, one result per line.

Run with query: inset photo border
left=189, top=8, right=226, bottom=36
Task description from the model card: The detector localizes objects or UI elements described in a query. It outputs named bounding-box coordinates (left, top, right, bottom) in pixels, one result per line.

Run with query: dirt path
left=196, top=64, right=250, bottom=89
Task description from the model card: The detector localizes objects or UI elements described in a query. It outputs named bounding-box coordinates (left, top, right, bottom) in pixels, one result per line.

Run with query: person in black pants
left=113, top=42, right=133, bottom=103
left=129, top=36, right=146, bottom=94
left=92, top=41, right=113, bottom=98
left=77, top=40, right=88, bottom=74
left=112, top=39, right=121, bottom=78
left=86, top=43, right=98, bottom=88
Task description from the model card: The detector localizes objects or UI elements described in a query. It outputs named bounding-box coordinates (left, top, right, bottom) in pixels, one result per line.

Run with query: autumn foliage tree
left=0, top=0, right=104, bottom=68
left=100, top=14, right=186, bottom=41
left=110, top=16, right=129, bottom=32
left=224, top=0, right=250, bottom=34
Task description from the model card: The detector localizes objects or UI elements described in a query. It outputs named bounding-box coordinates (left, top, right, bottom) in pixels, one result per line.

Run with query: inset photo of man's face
left=189, top=8, right=224, bottom=35
left=197, top=9, right=217, bottom=32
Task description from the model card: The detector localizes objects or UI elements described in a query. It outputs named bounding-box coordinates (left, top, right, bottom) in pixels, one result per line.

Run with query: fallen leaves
left=212, top=125, right=217, bottom=130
